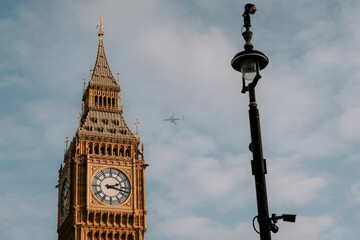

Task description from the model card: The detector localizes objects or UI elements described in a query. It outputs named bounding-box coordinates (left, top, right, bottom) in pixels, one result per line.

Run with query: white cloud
left=24, top=100, right=78, bottom=152
left=148, top=130, right=254, bottom=210
left=0, top=193, right=56, bottom=239
left=338, top=108, right=360, bottom=141
left=153, top=215, right=256, bottom=240
left=275, top=215, right=337, bottom=240
left=268, top=159, right=328, bottom=206
left=348, top=182, right=360, bottom=203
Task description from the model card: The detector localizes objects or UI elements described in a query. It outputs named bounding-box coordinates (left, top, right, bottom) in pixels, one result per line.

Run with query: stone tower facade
left=57, top=18, right=147, bottom=240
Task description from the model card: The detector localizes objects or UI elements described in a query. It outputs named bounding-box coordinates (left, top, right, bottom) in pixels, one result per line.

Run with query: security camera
left=269, top=213, right=297, bottom=233
left=244, top=3, right=257, bottom=15
left=282, top=214, right=296, bottom=223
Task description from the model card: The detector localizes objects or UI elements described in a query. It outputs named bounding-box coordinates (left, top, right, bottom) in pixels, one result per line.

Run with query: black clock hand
left=114, top=187, right=129, bottom=193
left=107, top=185, right=130, bottom=194
left=105, top=183, right=120, bottom=189
left=119, top=188, right=130, bottom=194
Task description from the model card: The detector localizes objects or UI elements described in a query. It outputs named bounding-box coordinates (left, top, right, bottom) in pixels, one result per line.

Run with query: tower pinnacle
left=97, top=16, right=104, bottom=40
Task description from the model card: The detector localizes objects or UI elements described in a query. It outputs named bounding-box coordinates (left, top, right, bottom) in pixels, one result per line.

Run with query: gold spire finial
left=64, top=136, right=69, bottom=153
left=135, top=119, right=140, bottom=140
left=97, top=16, right=104, bottom=39
left=116, top=70, right=120, bottom=81
left=83, top=78, right=86, bottom=92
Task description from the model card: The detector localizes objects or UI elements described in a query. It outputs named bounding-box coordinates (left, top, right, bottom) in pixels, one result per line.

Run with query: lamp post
left=231, top=3, right=295, bottom=240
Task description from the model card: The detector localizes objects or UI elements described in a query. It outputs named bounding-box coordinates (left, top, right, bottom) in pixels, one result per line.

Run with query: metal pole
left=248, top=86, right=271, bottom=240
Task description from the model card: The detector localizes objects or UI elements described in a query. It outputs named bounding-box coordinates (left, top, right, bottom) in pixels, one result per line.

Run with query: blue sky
left=0, top=0, right=359, bottom=239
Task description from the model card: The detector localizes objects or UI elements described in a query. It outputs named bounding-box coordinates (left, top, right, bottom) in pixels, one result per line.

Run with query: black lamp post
left=231, top=4, right=296, bottom=240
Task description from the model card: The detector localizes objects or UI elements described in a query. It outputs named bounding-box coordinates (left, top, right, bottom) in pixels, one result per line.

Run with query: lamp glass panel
left=241, top=59, right=257, bottom=81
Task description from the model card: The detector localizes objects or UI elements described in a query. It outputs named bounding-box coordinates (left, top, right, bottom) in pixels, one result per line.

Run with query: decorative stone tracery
left=88, top=142, right=132, bottom=158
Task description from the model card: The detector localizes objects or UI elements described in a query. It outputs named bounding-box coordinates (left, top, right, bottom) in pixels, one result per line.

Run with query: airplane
left=163, top=113, right=184, bottom=125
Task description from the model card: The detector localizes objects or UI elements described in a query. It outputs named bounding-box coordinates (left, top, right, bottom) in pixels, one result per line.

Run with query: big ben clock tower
left=57, top=17, right=147, bottom=240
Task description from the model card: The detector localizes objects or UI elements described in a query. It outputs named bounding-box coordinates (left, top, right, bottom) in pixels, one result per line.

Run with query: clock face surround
left=60, top=177, right=69, bottom=217
left=91, top=168, right=131, bottom=205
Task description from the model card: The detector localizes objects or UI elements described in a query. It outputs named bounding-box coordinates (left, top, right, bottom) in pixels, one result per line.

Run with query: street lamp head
left=232, top=3, right=269, bottom=93
left=231, top=50, right=268, bottom=79
left=231, top=49, right=268, bottom=92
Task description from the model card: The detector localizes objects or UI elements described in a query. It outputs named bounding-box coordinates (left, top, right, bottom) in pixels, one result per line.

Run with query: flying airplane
left=163, top=113, right=184, bottom=125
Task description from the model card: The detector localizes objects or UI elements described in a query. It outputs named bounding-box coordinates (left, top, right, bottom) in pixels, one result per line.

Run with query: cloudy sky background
left=0, top=0, right=359, bottom=239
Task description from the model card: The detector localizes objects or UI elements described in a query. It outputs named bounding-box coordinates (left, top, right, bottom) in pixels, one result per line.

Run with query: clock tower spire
left=57, top=18, right=147, bottom=240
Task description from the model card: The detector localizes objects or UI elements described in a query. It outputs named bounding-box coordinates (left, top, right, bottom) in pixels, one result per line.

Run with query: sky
left=0, top=0, right=359, bottom=239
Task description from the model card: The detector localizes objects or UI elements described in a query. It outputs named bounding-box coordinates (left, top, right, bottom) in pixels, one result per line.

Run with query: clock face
left=91, top=168, right=131, bottom=205
left=60, top=177, right=69, bottom=217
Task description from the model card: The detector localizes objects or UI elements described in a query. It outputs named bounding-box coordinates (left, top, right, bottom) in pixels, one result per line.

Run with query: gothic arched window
left=94, top=144, right=99, bottom=155
left=95, top=96, right=98, bottom=106
left=100, top=144, right=105, bottom=155
left=113, top=146, right=118, bottom=156
left=120, top=146, right=124, bottom=157
left=107, top=145, right=111, bottom=156
left=88, top=143, right=93, bottom=154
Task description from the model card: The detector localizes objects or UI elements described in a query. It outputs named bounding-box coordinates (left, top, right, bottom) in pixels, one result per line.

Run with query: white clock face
left=91, top=168, right=131, bottom=205
left=60, top=177, right=69, bottom=217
